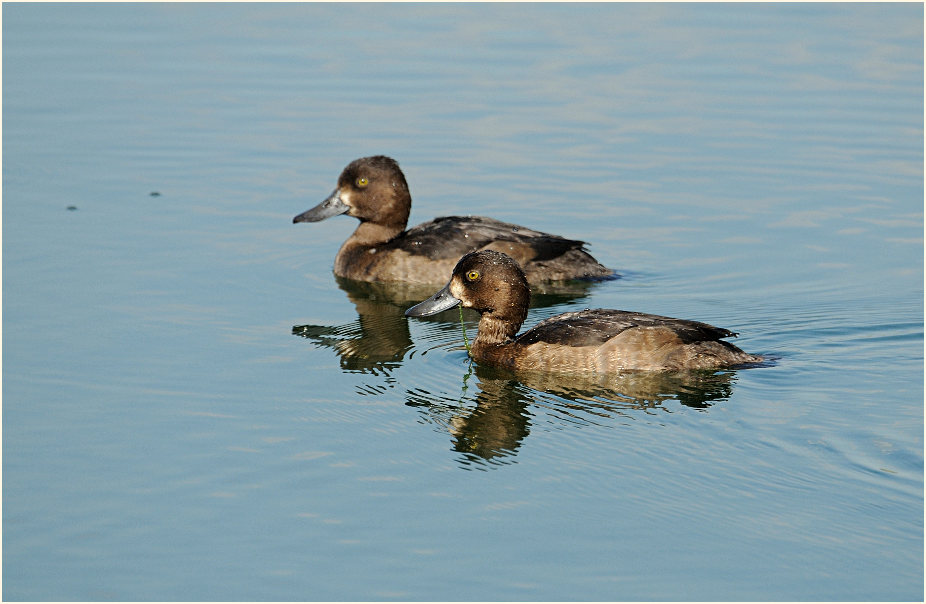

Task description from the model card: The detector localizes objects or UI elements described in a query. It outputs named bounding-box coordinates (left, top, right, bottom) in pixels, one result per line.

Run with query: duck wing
left=391, top=216, right=590, bottom=261
left=517, top=309, right=738, bottom=348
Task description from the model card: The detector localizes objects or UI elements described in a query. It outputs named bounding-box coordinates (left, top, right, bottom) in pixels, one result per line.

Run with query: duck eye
left=466, top=270, right=480, bottom=282
left=356, top=176, right=369, bottom=188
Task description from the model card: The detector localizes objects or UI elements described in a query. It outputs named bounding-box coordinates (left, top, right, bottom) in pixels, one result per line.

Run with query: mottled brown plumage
left=406, top=250, right=763, bottom=372
left=293, top=156, right=613, bottom=284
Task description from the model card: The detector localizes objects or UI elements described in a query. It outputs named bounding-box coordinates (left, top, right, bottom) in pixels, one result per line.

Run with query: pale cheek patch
left=338, top=189, right=353, bottom=208
left=449, top=279, right=470, bottom=307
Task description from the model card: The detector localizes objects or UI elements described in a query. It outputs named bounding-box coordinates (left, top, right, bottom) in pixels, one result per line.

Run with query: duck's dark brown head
left=293, top=155, right=411, bottom=230
left=450, top=251, right=530, bottom=322
left=406, top=250, right=530, bottom=332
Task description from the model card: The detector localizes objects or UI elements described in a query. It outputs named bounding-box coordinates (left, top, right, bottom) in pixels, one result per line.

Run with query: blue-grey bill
left=405, top=283, right=461, bottom=317
left=293, top=189, right=350, bottom=223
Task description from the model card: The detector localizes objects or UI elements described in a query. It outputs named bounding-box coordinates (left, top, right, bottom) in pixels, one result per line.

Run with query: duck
left=293, top=155, right=613, bottom=285
left=405, top=250, right=762, bottom=372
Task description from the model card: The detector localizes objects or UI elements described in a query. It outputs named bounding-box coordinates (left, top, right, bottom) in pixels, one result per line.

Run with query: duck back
left=364, top=216, right=612, bottom=283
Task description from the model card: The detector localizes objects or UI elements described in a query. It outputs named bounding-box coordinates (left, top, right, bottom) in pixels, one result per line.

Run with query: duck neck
left=334, top=222, right=405, bottom=278
left=471, top=312, right=522, bottom=356
left=348, top=221, right=405, bottom=247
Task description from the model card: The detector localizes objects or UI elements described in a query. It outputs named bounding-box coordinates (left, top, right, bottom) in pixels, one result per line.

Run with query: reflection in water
left=407, top=367, right=534, bottom=468
left=292, top=275, right=601, bottom=375
left=332, top=275, right=603, bottom=309
left=407, top=363, right=743, bottom=470
left=293, top=277, right=465, bottom=375
left=508, top=365, right=740, bottom=411
left=292, top=317, right=411, bottom=375
left=293, top=297, right=413, bottom=375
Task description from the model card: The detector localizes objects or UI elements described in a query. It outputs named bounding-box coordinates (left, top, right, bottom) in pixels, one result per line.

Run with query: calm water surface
left=3, top=3, right=923, bottom=601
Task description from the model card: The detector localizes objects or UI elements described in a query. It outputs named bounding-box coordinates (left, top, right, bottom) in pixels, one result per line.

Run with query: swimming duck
left=293, top=156, right=613, bottom=284
left=405, top=250, right=762, bottom=372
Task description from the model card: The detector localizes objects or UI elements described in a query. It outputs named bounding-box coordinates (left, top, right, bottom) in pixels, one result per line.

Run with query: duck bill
left=292, top=189, right=350, bottom=223
left=405, top=282, right=461, bottom=317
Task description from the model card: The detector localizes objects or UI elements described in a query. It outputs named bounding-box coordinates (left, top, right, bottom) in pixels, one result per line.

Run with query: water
left=3, top=3, right=922, bottom=601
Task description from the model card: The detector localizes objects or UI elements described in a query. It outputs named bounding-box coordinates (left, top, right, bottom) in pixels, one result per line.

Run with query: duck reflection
left=292, top=275, right=601, bottom=375
left=334, top=275, right=604, bottom=308
left=508, top=364, right=739, bottom=411
left=407, top=363, right=742, bottom=469
left=292, top=288, right=414, bottom=376
left=406, top=367, right=534, bottom=467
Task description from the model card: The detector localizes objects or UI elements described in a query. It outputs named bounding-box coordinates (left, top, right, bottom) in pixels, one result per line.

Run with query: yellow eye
left=356, top=176, right=369, bottom=188
left=466, top=270, right=480, bottom=281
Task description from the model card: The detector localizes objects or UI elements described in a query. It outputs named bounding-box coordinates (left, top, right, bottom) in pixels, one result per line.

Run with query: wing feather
left=516, top=309, right=737, bottom=347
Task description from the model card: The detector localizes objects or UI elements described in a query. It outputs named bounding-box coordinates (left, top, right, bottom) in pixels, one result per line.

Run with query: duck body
left=478, top=308, right=761, bottom=372
left=293, top=156, right=613, bottom=285
left=405, top=250, right=762, bottom=372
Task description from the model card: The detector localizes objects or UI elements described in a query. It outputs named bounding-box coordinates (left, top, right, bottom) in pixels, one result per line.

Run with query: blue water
left=3, top=3, right=922, bottom=601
